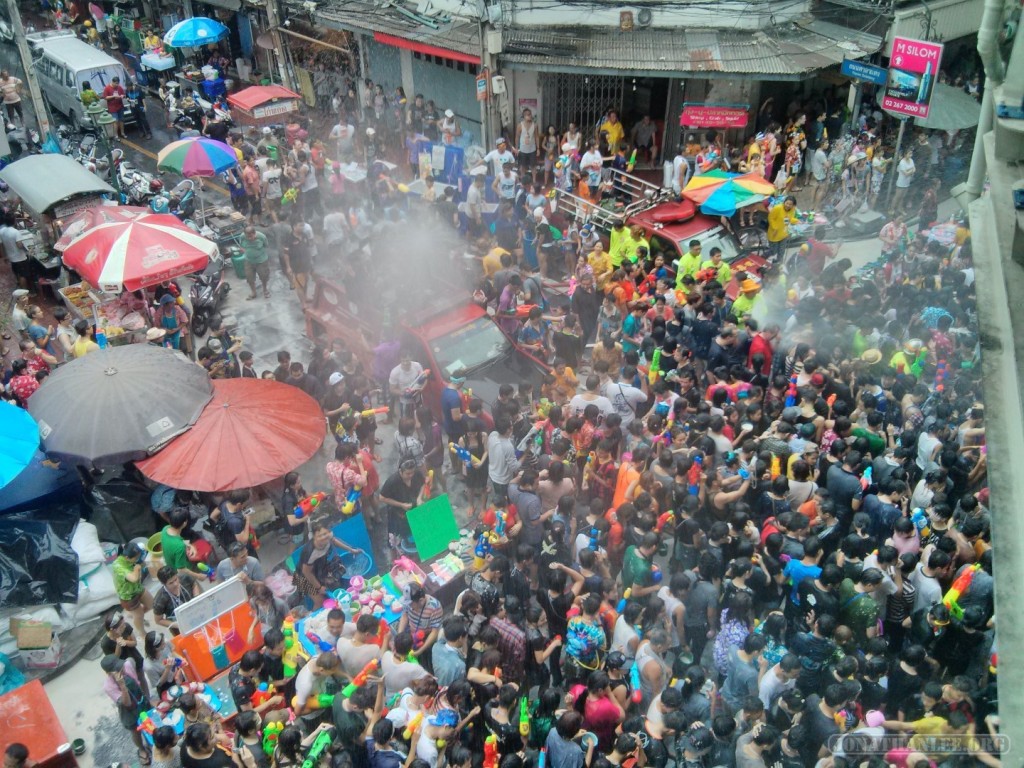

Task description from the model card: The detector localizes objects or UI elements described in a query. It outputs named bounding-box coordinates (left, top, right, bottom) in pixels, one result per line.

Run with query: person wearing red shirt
left=21, top=339, right=57, bottom=376
left=9, top=359, right=40, bottom=404
left=102, top=76, right=127, bottom=139
left=747, top=324, right=779, bottom=375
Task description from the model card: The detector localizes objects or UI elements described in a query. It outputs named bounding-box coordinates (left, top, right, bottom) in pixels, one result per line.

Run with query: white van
left=27, top=30, right=133, bottom=130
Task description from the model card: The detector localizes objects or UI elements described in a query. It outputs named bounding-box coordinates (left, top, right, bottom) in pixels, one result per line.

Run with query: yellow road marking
left=120, top=137, right=229, bottom=197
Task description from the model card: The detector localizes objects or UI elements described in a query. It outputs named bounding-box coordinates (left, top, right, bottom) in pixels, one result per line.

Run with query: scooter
left=119, top=160, right=163, bottom=206
left=189, top=255, right=230, bottom=337
left=150, top=179, right=197, bottom=221
left=74, top=132, right=97, bottom=164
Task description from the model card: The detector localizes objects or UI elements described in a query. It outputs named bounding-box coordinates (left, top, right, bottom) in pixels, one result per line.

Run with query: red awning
left=372, top=31, right=480, bottom=65
left=227, top=85, right=302, bottom=112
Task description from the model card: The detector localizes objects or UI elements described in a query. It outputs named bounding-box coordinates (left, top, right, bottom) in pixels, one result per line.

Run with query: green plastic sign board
left=407, top=494, right=459, bottom=561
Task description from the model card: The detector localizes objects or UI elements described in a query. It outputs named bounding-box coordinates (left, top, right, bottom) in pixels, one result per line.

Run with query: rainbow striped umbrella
left=682, top=169, right=775, bottom=217
left=157, top=137, right=238, bottom=178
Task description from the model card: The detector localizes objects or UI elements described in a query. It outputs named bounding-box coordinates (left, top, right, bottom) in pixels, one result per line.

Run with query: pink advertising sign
left=882, top=36, right=944, bottom=118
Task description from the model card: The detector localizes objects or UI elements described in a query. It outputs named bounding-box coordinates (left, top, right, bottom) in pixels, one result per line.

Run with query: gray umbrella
left=915, top=83, right=982, bottom=131
left=28, top=345, right=214, bottom=466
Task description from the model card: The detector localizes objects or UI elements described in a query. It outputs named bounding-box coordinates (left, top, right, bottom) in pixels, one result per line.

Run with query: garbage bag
left=0, top=506, right=79, bottom=606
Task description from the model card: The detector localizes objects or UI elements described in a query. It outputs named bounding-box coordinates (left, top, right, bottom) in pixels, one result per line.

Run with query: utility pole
left=5, top=0, right=50, bottom=136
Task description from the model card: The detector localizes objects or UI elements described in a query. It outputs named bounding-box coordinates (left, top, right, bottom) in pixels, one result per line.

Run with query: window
left=66, top=67, right=74, bottom=88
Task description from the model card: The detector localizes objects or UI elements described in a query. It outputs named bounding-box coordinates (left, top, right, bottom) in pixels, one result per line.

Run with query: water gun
left=301, top=728, right=334, bottom=768
left=860, top=465, right=873, bottom=491
left=648, top=348, right=661, bottom=385
left=935, top=359, right=948, bottom=392
left=627, top=148, right=638, bottom=171
left=911, top=507, right=931, bottom=539
left=910, top=351, right=927, bottom=379
left=784, top=375, right=799, bottom=408
left=460, top=387, right=473, bottom=412
left=450, top=443, right=478, bottom=468
left=421, top=469, right=434, bottom=500
left=688, top=455, right=702, bottom=496
left=943, top=563, right=980, bottom=620
left=403, top=711, right=424, bottom=740
left=293, top=491, right=327, bottom=519
left=291, top=693, right=335, bottom=711
left=474, top=531, right=498, bottom=569
left=588, top=527, right=600, bottom=550
left=651, top=565, right=662, bottom=584
left=495, top=508, right=507, bottom=538
left=483, top=734, right=498, bottom=768
left=412, top=629, right=427, bottom=650
left=196, top=562, right=216, bottom=581
left=359, top=406, right=389, bottom=419
left=372, top=617, right=389, bottom=648
left=306, top=632, right=334, bottom=652
left=342, top=484, right=362, bottom=515
left=137, top=712, right=157, bottom=734
left=616, top=588, right=631, bottom=612
left=770, top=455, right=782, bottom=480
left=251, top=682, right=275, bottom=708
left=519, top=696, right=531, bottom=737
left=262, top=722, right=284, bottom=756
left=582, top=451, right=596, bottom=489
left=655, top=511, right=675, bottom=532
left=281, top=617, right=309, bottom=676
left=404, top=369, right=431, bottom=396
left=538, top=749, right=547, bottom=768
left=342, top=658, right=381, bottom=697
left=630, top=663, right=643, bottom=703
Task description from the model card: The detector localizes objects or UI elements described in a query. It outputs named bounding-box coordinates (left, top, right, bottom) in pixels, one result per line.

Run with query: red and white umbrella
left=57, top=206, right=217, bottom=293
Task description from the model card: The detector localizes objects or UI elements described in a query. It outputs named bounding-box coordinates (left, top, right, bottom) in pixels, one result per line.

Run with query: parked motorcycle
left=5, top=124, right=41, bottom=158
left=118, top=160, right=163, bottom=206
left=150, top=179, right=197, bottom=221
left=189, top=254, right=231, bottom=337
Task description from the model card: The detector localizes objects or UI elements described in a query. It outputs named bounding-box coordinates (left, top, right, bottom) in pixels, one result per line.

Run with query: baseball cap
left=13, top=288, right=29, bottom=299
left=444, top=109, right=454, bottom=118
left=328, top=372, right=344, bottom=386
left=496, top=137, right=506, bottom=146
left=100, top=655, right=125, bottom=674
left=159, top=293, right=176, bottom=305
left=810, top=372, right=826, bottom=387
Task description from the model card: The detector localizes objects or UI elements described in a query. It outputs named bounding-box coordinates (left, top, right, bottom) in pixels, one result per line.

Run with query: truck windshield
left=432, top=316, right=511, bottom=376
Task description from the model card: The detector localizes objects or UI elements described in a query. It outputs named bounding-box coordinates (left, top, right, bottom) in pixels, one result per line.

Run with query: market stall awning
left=0, top=155, right=114, bottom=216
left=500, top=18, right=882, bottom=79
left=227, top=84, right=302, bottom=112
left=373, top=32, right=480, bottom=65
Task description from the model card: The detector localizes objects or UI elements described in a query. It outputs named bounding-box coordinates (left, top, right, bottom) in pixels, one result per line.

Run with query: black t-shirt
left=153, top=578, right=196, bottom=622
left=205, top=121, right=230, bottom=142
left=800, top=697, right=839, bottom=764
left=101, top=626, right=146, bottom=671
left=538, top=589, right=574, bottom=639
left=182, top=747, right=235, bottom=768
left=796, top=579, right=838, bottom=619
left=380, top=472, right=424, bottom=513
left=285, top=233, right=312, bottom=274
left=229, top=664, right=256, bottom=709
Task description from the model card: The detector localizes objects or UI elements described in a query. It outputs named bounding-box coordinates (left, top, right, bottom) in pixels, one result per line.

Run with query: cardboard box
left=22, top=633, right=62, bottom=669
left=9, top=618, right=54, bottom=650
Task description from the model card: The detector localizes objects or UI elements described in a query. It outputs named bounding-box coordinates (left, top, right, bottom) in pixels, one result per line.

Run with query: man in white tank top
left=516, top=108, right=540, bottom=172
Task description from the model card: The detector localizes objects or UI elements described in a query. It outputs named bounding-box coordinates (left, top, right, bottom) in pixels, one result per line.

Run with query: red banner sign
left=680, top=105, right=749, bottom=129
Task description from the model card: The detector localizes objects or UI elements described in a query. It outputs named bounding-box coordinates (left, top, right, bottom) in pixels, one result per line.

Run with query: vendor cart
left=227, top=85, right=302, bottom=129
left=57, top=280, right=153, bottom=346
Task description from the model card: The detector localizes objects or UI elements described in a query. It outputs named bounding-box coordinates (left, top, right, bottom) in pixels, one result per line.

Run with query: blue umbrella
left=0, top=401, right=39, bottom=490
left=163, top=17, right=229, bottom=48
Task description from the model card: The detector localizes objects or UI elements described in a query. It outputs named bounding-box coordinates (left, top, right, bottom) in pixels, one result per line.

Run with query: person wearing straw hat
left=145, top=327, right=167, bottom=347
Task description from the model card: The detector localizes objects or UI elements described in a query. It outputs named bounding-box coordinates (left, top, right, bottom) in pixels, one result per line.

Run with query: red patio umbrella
left=57, top=206, right=217, bottom=293
left=135, top=379, right=325, bottom=492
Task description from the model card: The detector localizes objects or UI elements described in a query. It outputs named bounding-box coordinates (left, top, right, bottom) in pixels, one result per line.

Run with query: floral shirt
left=713, top=609, right=750, bottom=676
left=9, top=373, right=39, bottom=403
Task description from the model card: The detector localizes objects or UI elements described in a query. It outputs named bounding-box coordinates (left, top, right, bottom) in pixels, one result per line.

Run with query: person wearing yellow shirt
left=587, top=243, right=613, bottom=291
left=144, top=30, right=163, bottom=52
left=674, top=239, right=703, bottom=289
left=767, top=195, right=799, bottom=259
left=482, top=246, right=510, bottom=278
left=608, top=220, right=629, bottom=268
left=731, top=279, right=766, bottom=325
left=623, top=225, right=649, bottom=265
left=700, top=247, right=731, bottom=286
left=598, top=110, right=625, bottom=152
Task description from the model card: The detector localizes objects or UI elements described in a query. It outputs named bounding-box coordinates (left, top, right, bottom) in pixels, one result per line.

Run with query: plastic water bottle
left=95, top=329, right=108, bottom=349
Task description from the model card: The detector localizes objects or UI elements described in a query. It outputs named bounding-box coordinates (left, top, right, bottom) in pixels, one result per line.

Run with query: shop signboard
left=882, top=36, right=944, bottom=118
left=840, top=58, right=888, bottom=86
left=679, top=104, right=749, bottom=129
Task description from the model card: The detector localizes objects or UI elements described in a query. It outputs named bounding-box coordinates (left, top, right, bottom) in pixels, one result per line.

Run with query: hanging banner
left=882, top=36, right=944, bottom=118
left=679, top=104, right=749, bottom=129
